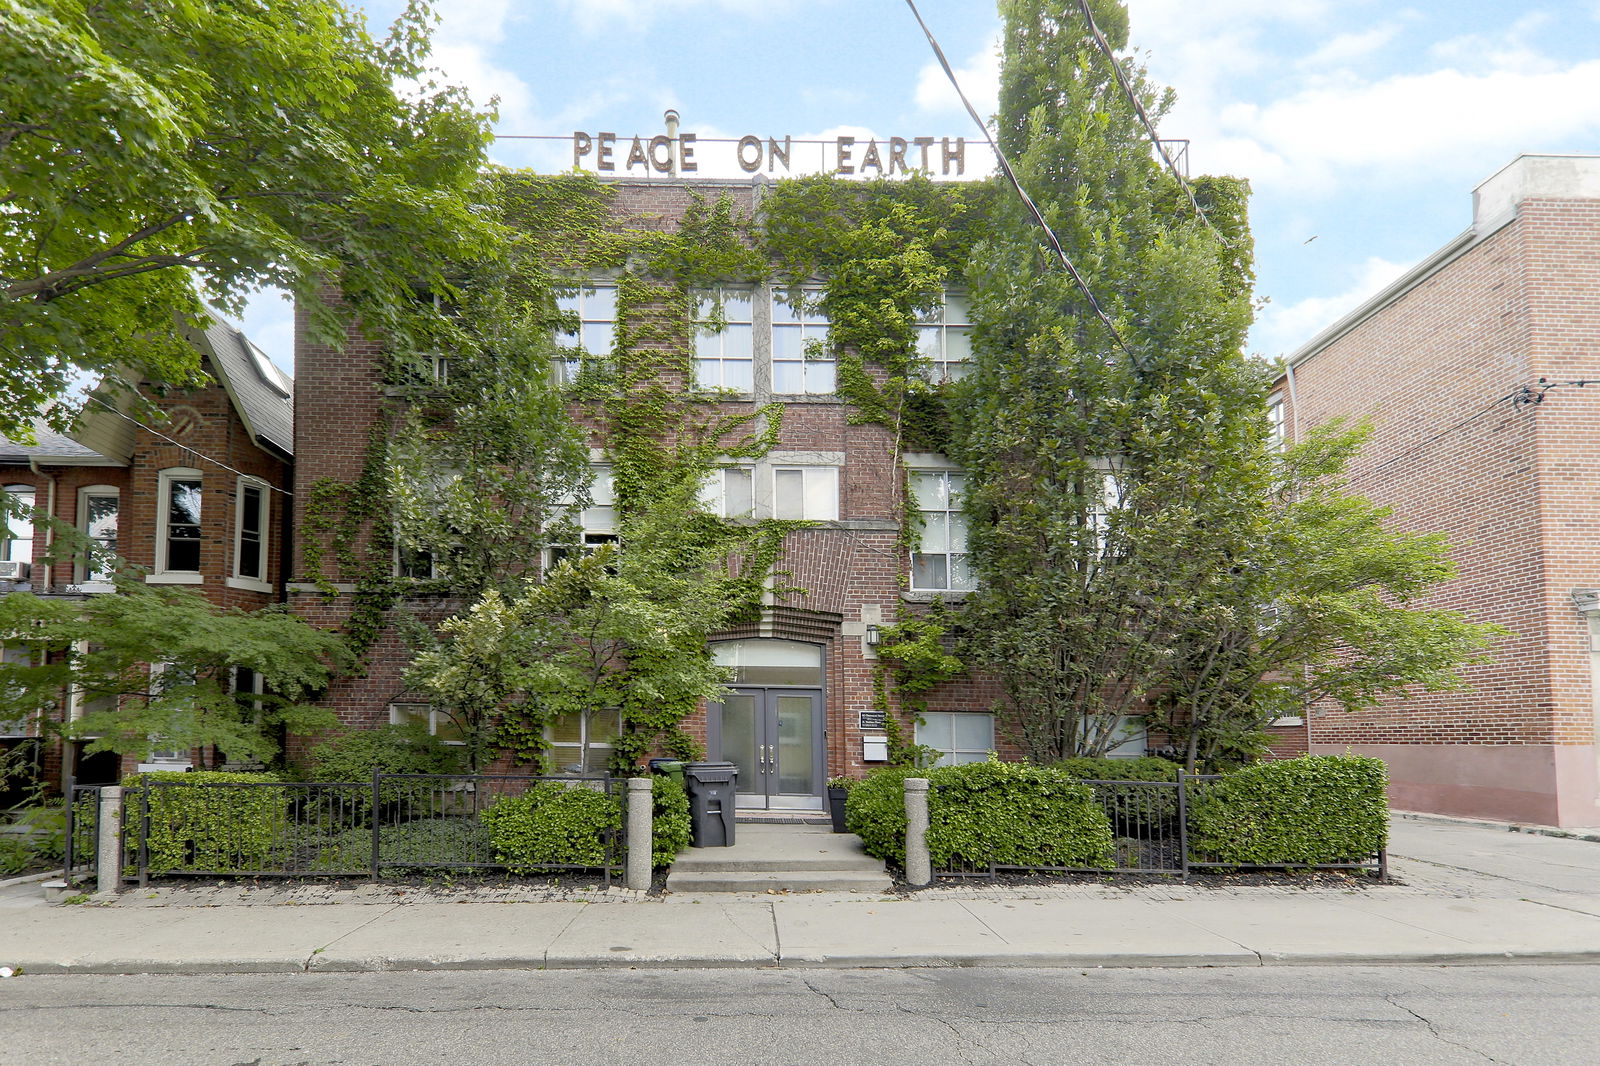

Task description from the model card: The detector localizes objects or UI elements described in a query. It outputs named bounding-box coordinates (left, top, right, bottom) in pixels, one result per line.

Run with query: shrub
left=844, top=766, right=920, bottom=865
left=650, top=776, right=691, bottom=868
left=306, top=723, right=460, bottom=782
left=312, top=817, right=493, bottom=873
left=124, top=771, right=287, bottom=875
left=1053, top=756, right=1180, bottom=783
left=481, top=783, right=621, bottom=872
left=1053, top=756, right=1181, bottom=835
left=1186, top=754, right=1389, bottom=866
left=926, top=761, right=1115, bottom=869
left=0, top=835, right=30, bottom=876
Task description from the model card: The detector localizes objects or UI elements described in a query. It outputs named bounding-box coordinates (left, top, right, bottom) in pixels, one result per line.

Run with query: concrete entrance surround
left=665, top=823, right=892, bottom=893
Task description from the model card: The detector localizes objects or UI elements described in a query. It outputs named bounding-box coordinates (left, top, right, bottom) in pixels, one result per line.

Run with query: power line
left=901, top=0, right=1134, bottom=362
left=84, top=393, right=294, bottom=497
left=1355, top=386, right=1534, bottom=480
left=1069, top=0, right=1230, bottom=246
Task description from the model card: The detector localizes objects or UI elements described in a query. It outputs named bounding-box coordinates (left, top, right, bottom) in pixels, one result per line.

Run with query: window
left=2, top=484, right=34, bottom=568
left=77, top=486, right=118, bottom=584
left=916, top=712, right=994, bottom=767
left=693, top=287, right=754, bottom=392
left=0, top=643, right=38, bottom=737
left=910, top=470, right=974, bottom=592
left=142, top=662, right=194, bottom=769
left=1267, top=394, right=1286, bottom=452
left=547, top=709, right=620, bottom=774
left=772, top=466, right=838, bottom=521
left=233, top=478, right=268, bottom=584
left=917, top=293, right=973, bottom=383
left=390, top=702, right=464, bottom=745
left=771, top=289, right=834, bottom=394
left=155, top=468, right=202, bottom=578
left=66, top=643, right=112, bottom=740
left=1087, top=468, right=1121, bottom=553
left=549, top=465, right=619, bottom=567
left=555, top=283, right=617, bottom=383
left=1103, top=716, right=1147, bottom=759
left=700, top=466, right=755, bottom=518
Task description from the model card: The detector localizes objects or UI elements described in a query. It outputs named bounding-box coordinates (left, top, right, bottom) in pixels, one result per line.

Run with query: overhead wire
left=83, top=393, right=294, bottom=496
left=901, top=0, right=1134, bottom=361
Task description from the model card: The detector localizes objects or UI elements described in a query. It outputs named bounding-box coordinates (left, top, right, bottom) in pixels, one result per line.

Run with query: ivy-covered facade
left=287, top=172, right=1070, bottom=811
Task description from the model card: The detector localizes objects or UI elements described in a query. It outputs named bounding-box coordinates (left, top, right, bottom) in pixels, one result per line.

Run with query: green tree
left=0, top=578, right=347, bottom=766
left=0, top=0, right=495, bottom=439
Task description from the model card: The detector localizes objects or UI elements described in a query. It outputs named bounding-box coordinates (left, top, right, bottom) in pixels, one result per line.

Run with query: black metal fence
left=119, top=773, right=625, bottom=886
left=933, top=774, right=1386, bottom=881
left=64, top=782, right=101, bottom=884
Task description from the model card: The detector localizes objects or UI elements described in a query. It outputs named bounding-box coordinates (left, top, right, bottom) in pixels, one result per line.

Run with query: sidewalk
left=5, top=819, right=1600, bottom=975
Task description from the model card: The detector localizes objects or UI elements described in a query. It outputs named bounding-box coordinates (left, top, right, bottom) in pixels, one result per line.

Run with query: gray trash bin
left=685, top=761, right=738, bottom=847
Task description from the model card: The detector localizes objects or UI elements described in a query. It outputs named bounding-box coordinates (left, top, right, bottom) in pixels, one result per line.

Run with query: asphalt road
left=6, top=964, right=1600, bottom=1066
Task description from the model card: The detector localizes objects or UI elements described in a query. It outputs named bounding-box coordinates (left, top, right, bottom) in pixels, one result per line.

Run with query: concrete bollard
left=904, top=777, right=931, bottom=887
left=94, top=786, right=123, bottom=898
left=626, top=777, right=653, bottom=891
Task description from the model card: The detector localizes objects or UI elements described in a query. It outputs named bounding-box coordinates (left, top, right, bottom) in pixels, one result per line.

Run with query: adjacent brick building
left=1278, top=154, right=1600, bottom=827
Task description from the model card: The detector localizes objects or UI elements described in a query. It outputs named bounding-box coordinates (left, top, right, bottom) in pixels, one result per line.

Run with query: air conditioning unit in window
left=0, top=560, right=29, bottom=580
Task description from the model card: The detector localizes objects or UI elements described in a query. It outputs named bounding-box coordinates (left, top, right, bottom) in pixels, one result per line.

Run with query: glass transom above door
left=712, top=639, right=823, bottom=686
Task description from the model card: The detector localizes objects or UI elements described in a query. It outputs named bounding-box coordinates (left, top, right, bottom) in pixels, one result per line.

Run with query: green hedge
left=649, top=776, right=691, bottom=868
left=481, top=783, right=621, bottom=872
left=1054, top=756, right=1181, bottom=835
left=845, top=762, right=1115, bottom=870
left=124, top=771, right=287, bottom=875
left=1186, top=754, right=1389, bottom=866
left=1053, top=756, right=1180, bottom=783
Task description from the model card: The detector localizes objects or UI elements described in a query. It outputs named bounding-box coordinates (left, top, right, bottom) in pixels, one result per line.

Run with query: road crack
left=1386, top=994, right=1505, bottom=1064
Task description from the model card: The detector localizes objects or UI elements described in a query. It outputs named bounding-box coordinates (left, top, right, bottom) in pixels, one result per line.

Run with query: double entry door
left=710, top=688, right=824, bottom=810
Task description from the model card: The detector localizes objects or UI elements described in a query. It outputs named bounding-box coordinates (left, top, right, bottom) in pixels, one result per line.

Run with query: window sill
left=769, top=393, right=845, bottom=404
left=226, top=576, right=274, bottom=594
left=65, top=581, right=115, bottom=595
left=1269, top=717, right=1305, bottom=728
left=145, top=573, right=203, bottom=586
left=902, top=589, right=973, bottom=603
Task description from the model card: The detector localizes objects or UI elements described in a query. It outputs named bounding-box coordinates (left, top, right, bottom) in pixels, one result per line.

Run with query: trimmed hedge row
left=126, top=771, right=287, bottom=875
left=1188, top=754, right=1388, bottom=866
left=845, top=754, right=1389, bottom=873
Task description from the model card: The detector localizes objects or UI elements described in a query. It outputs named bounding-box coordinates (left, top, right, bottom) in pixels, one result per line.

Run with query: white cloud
left=914, top=34, right=1001, bottom=123
left=557, top=0, right=805, bottom=35
left=1297, top=23, right=1402, bottom=69
left=1253, top=256, right=1409, bottom=358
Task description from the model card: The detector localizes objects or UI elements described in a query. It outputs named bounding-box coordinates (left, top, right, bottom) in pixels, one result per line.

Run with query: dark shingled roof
left=0, top=422, right=117, bottom=466
left=196, top=316, right=295, bottom=459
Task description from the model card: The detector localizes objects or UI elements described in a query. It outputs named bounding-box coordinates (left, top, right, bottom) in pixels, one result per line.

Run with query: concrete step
left=669, top=854, right=885, bottom=874
left=666, top=870, right=894, bottom=894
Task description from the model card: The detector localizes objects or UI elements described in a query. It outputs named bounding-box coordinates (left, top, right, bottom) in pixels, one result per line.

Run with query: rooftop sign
left=570, top=131, right=977, bottom=178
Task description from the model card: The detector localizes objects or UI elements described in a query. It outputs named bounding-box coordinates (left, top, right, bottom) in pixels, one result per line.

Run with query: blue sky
left=241, top=0, right=1600, bottom=375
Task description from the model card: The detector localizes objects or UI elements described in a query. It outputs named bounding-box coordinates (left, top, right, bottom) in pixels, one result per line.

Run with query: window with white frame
left=155, top=468, right=202, bottom=577
left=547, top=709, right=621, bottom=774
left=2, top=484, right=35, bottom=568
left=77, top=486, right=118, bottom=583
left=693, top=286, right=754, bottom=392
left=700, top=466, right=755, bottom=518
left=233, top=478, right=268, bottom=583
left=66, top=644, right=112, bottom=740
left=916, top=292, right=973, bottom=383
left=1267, top=394, right=1286, bottom=452
left=916, top=712, right=995, bottom=767
left=910, top=470, right=975, bottom=592
left=142, top=662, right=194, bottom=768
left=549, top=465, right=619, bottom=567
left=1103, top=716, right=1148, bottom=759
left=0, top=643, right=38, bottom=737
left=390, top=702, right=464, bottom=745
left=772, top=465, right=838, bottom=521
left=1086, top=468, right=1121, bottom=553
left=555, top=283, right=617, bottom=383
left=771, top=289, right=834, bottom=394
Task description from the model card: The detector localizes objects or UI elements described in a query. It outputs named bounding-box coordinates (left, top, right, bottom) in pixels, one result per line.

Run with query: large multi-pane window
left=2, top=484, right=35, bottom=569
left=389, top=702, right=464, bottom=745
left=555, top=283, right=617, bottom=383
left=771, top=289, right=834, bottom=394
left=547, top=710, right=621, bottom=774
left=693, top=287, right=754, bottom=392
left=1267, top=394, right=1286, bottom=451
left=700, top=466, right=755, bottom=518
left=78, top=486, right=119, bottom=583
left=915, top=712, right=995, bottom=766
left=910, top=470, right=974, bottom=592
left=549, top=465, right=619, bottom=568
left=156, top=469, right=202, bottom=577
left=772, top=466, right=838, bottom=521
left=916, top=293, right=973, bottom=383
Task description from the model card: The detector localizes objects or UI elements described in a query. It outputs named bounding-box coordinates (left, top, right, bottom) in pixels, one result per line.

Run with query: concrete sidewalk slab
left=772, top=897, right=1009, bottom=966
left=1329, top=897, right=1600, bottom=960
left=1154, top=899, right=1481, bottom=964
left=547, top=900, right=777, bottom=967
left=309, top=901, right=585, bottom=972
left=952, top=899, right=1260, bottom=967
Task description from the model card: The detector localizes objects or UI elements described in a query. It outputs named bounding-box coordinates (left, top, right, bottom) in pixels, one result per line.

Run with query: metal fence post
left=1176, top=773, right=1191, bottom=881
left=370, top=769, right=382, bottom=880
left=904, top=778, right=931, bottom=887
left=625, top=777, right=653, bottom=891
left=94, top=786, right=123, bottom=898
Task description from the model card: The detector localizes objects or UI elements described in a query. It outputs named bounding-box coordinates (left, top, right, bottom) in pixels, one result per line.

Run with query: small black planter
left=827, top=786, right=849, bottom=833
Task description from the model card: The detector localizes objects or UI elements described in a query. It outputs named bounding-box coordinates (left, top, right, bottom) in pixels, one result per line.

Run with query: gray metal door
left=710, top=687, right=824, bottom=810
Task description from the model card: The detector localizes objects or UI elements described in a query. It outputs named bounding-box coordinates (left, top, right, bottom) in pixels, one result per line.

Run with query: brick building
left=1278, top=154, right=1600, bottom=827
left=289, top=175, right=1155, bottom=814
left=0, top=317, right=294, bottom=791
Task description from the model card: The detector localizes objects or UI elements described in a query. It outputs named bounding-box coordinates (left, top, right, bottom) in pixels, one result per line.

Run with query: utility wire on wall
left=901, top=0, right=1134, bottom=361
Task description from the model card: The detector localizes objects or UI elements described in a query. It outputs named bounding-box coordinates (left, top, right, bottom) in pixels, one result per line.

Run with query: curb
left=1393, top=810, right=1600, bottom=844
left=0, top=869, right=64, bottom=891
